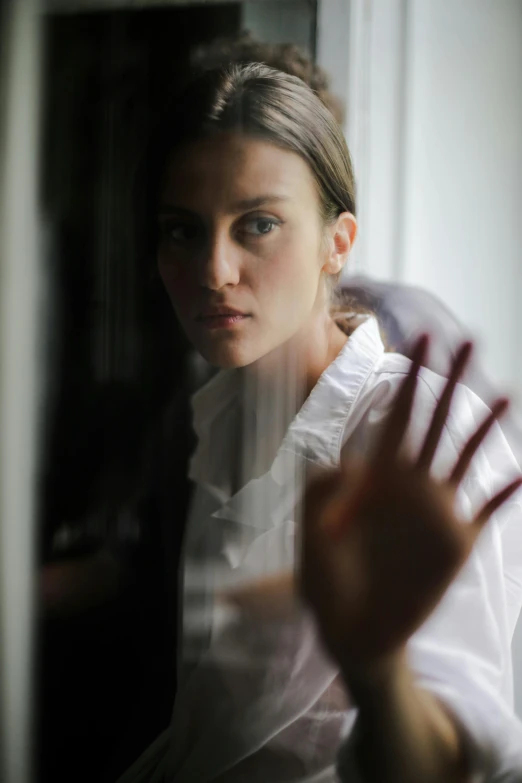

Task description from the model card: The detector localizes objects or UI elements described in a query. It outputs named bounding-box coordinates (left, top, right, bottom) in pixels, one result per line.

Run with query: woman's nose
left=198, top=232, right=240, bottom=291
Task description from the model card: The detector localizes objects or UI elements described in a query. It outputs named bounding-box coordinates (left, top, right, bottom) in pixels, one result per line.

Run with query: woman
left=119, top=64, right=522, bottom=782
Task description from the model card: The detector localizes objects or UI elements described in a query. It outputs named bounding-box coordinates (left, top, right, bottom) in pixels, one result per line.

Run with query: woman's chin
left=196, top=341, right=259, bottom=370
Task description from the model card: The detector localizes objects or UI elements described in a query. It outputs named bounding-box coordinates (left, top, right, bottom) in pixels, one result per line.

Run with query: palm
left=300, top=338, right=521, bottom=671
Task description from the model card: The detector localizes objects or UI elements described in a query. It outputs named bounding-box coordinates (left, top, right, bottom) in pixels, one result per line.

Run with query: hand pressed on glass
left=300, top=336, right=522, bottom=678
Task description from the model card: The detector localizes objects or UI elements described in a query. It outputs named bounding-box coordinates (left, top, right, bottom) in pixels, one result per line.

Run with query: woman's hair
left=152, top=62, right=356, bottom=226
left=190, top=30, right=345, bottom=124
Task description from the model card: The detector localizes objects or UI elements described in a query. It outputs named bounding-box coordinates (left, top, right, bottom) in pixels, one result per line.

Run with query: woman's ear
left=322, top=213, right=357, bottom=275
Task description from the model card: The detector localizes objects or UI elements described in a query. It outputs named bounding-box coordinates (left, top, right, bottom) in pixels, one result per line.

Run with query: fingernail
left=494, top=397, right=510, bottom=414
left=458, top=341, right=473, bottom=360
left=412, top=334, right=429, bottom=361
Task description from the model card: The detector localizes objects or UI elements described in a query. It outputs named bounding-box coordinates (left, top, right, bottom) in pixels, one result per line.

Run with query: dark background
left=37, top=3, right=316, bottom=781
left=38, top=6, right=238, bottom=782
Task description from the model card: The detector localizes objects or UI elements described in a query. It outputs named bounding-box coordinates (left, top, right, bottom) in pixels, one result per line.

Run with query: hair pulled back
left=152, top=62, right=356, bottom=226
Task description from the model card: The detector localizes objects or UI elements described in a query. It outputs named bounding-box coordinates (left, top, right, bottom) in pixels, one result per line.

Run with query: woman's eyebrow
left=230, top=195, right=290, bottom=212
left=157, top=195, right=290, bottom=218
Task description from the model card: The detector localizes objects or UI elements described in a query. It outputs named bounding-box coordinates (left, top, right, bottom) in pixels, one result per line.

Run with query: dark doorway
left=38, top=7, right=240, bottom=783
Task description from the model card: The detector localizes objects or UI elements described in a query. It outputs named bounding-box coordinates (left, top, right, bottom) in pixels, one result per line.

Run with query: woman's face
left=157, top=132, right=333, bottom=368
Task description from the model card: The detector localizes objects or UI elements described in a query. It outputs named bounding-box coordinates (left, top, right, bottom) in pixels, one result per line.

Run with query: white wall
left=337, top=0, right=522, bottom=398
left=401, top=1, right=522, bottom=398
left=319, top=0, right=522, bottom=715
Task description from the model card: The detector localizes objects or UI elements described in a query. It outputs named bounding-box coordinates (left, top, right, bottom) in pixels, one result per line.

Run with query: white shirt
left=118, top=316, right=522, bottom=783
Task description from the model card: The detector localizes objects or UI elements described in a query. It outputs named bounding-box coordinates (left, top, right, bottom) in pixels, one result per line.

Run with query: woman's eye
left=159, top=222, right=199, bottom=243
left=242, top=217, right=279, bottom=237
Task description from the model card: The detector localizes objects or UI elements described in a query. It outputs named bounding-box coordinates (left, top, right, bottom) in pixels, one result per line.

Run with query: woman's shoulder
left=352, top=350, right=490, bottom=446
left=291, top=318, right=489, bottom=469
left=344, top=349, right=521, bottom=498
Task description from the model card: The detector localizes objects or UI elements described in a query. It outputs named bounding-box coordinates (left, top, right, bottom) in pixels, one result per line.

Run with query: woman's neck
left=234, top=312, right=348, bottom=490
left=243, top=311, right=348, bottom=405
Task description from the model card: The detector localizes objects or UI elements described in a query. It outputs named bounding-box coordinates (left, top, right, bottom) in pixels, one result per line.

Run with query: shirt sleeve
left=337, top=364, right=522, bottom=782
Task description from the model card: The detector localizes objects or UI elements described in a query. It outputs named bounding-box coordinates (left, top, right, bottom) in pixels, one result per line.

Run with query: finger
left=417, top=342, right=473, bottom=471
left=449, top=398, right=509, bottom=487
left=300, top=471, right=341, bottom=600
left=302, top=471, right=342, bottom=540
left=330, top=459, right=378, bottom=539
left=374, top=334, right=429, bottom=463
left=473, top=477, right=522, bottom=528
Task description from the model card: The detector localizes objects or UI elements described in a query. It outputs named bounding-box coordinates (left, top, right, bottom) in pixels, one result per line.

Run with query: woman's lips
left=197, top=312, right=251, bottom=330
